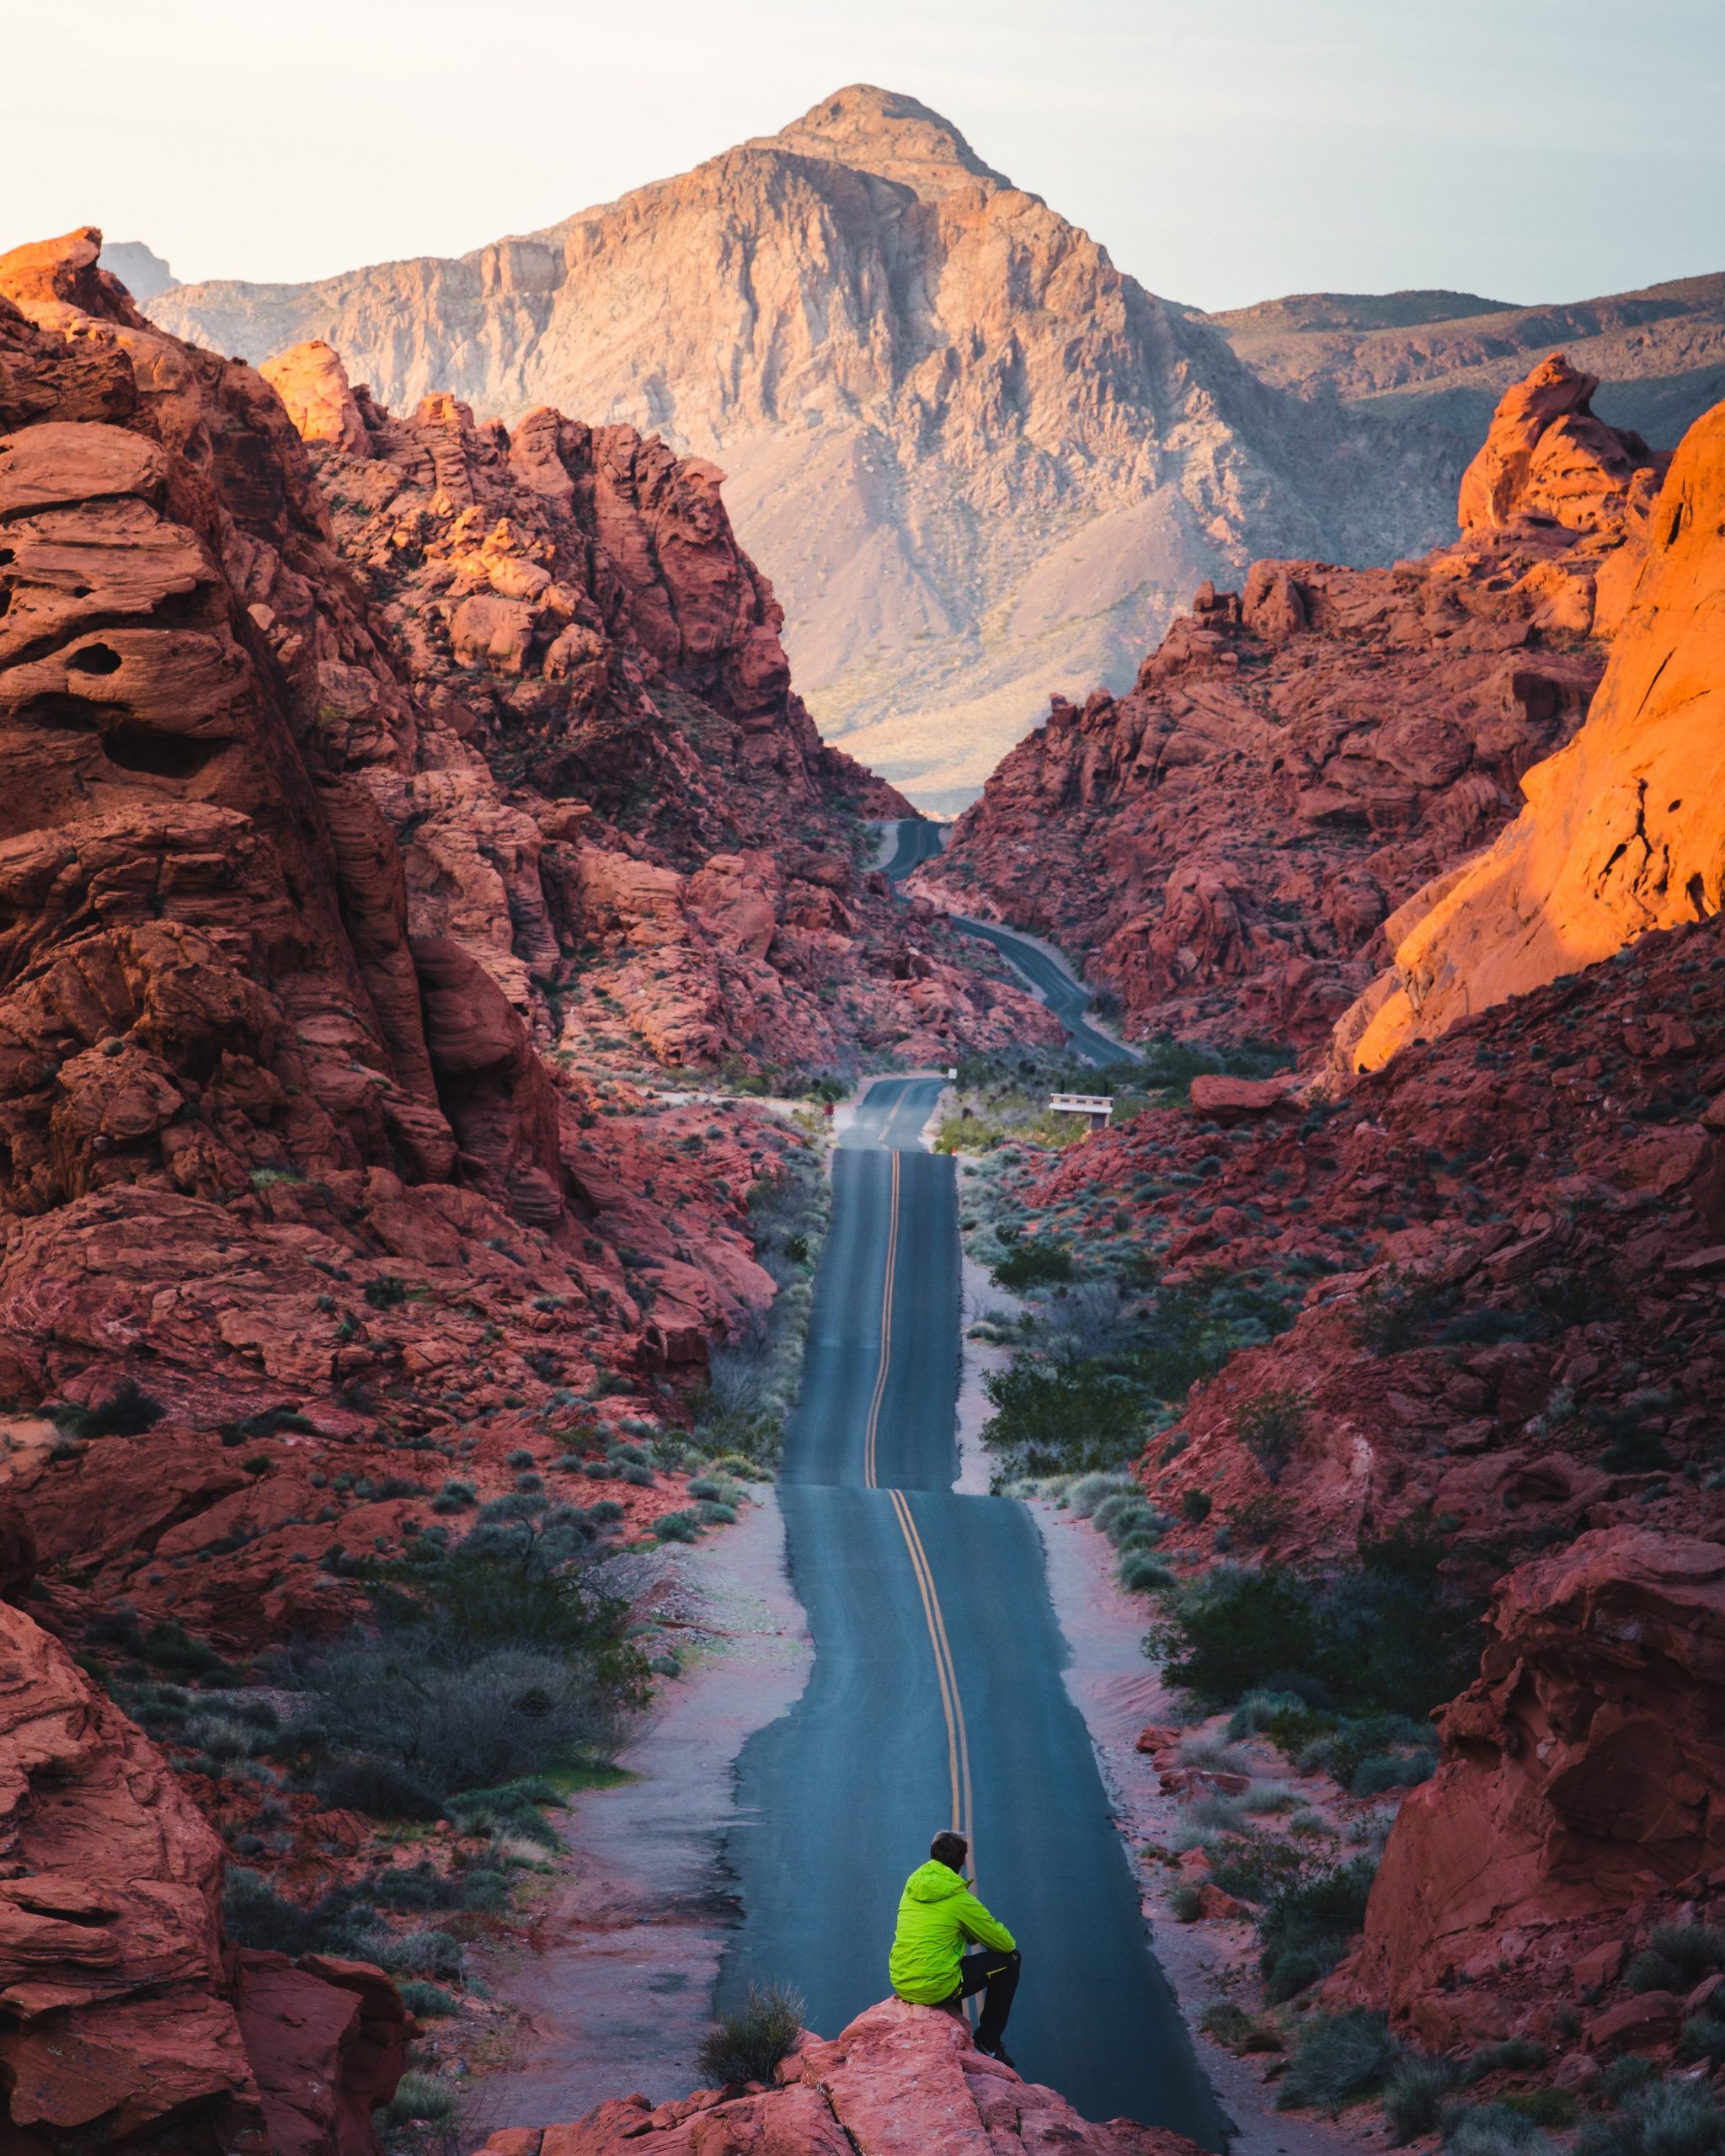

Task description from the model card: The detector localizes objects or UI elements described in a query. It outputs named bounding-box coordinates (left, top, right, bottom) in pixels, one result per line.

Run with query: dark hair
left=930, top=1830, right=968, bottom=1870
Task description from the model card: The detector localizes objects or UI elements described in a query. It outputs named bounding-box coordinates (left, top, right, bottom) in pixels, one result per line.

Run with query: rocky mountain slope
left=918, top=353, right=1664, bottom=1046
left=1208, top=272, right=1725, bottom=464
left=945, top=373, right=1725, bottom=2088
left=0, top=228, right=1052, bottom=2150
left=145, top=86, right=1507, bottom=812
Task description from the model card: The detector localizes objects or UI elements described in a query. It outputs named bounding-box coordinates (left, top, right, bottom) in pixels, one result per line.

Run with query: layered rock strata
left=919, top=355, right=1666, bottom=1045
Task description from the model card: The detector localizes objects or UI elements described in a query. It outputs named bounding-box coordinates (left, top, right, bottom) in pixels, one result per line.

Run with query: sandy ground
left=476, top=1489, right=812, bottom=2127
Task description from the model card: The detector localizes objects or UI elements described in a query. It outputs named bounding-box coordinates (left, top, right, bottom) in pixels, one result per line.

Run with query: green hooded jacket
left=888, top=1860, right=1017, bottom=2004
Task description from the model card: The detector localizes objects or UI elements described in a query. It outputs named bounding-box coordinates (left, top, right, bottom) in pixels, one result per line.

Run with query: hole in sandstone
left=0, top=590, right=9, bottom=621
left=99, top=723, right=217, bottom=780
left=0, top=546, right=14, bottom=564
left=69, top=643, right=122, bottom=675
left=70, top=585, right=92, bottom=599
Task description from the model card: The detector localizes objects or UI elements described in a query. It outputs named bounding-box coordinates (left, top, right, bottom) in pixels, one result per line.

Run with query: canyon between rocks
left=1, top=77, right=1723, bottom=2156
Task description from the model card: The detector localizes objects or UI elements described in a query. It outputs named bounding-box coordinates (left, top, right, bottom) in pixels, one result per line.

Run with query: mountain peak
left=755, top=83, right=1010, bottom=197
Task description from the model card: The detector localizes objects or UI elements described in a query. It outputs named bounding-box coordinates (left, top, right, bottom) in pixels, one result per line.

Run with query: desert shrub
left=396, top=1982, right=457, bottom=2018
left=1680, top=2015, right=1725, bottom=2068
left=1182, top=1487, right=1213, bottom=1524
left=1628, top=1924, right=1725, bottom=1992
left=380, top=2070, right=461, bottom=2128
left=1600, top=2058, right=1661, bottom=2107
left=312, top=1755, right=442, bottom=1819
left=993, top=1236, right=1074, bottom=1289
left=696, top=1983, right=804, bottom=2088
left=1241, top=1779, right=1298, bottom=1813
left=980, top=1360, right=1148, bottom=1480
left=366, top=1863, right=462, bottom=1912
left=382, top=1929, right=465, bottom=1980
left=654, top=1511, right=699, bottom=1544
left=1504, top=2093, right=1579, bottom=2131
left=1258, top=1856, right=1378, bottom=1996
left=1168, top=1881, right=1204, bottom=1922
left=1067, top=1471, right=1135, bottom=1518
left=222, top=1867, right=365, bottom=1957
left=1276, top=2009, right=1399, bottom=2112
left=1465, top=2040, right=1549, bottom=2084
left=1228, top=1689, right=1308, bottom=1737
left=1577, top=2083, right=1725, bottom=2156
left=363, top=1278, right=409, bottom=1310
left=1352, top=1750, right=1437, bottom=1798
left=1447, top=2104, right=1552, bottom=2156
left=1149, top=1532, right=1480, bottom=1722
left=1238, top=1387, right=1309, bottom=1482
left=1200, top=2001, right=1280, bottom=2052
left=1179, top=1736, right=1250, bottom=1773
left=430, top=1476, right=475, bottom=1513
left=50, top=1377, right=166, bottom=1439
left=1385, top=2052, right=1465, bottom=2143
left=1119, top=1552, right=1176, bottom=1594
left=1353, top=1269, right=1450, bottom=1356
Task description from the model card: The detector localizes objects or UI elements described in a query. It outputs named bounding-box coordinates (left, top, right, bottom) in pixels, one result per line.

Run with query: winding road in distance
left=717, top=831, right=1220, bottom=2136
left=879, top=819, right=1136, bottom=1069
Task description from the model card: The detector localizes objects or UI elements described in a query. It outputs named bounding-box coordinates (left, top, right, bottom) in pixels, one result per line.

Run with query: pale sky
left=6, top=0, right=1721, bottom=311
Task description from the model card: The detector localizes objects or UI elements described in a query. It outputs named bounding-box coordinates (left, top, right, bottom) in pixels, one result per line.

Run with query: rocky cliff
left=1342, top=381, right=1724, bottom=1070
left=0, top=228, right=1048, bottom=2149
left=145, top=86, right=1486, bottom=811
left=920, top=354, right=1665, bottom=1047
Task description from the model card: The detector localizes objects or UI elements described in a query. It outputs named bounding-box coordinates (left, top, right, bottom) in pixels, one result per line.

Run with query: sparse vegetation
left=696, top=1983, right=805, bottom=2088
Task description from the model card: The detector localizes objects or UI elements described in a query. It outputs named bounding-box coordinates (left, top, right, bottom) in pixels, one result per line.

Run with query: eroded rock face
left=0, top=1550, right=405, bottom=2152
left=1331, top=1530, right=1725, bottom=2047
left=919, top=355, right=1674, bottom=1047
left=1344, top=392, right=1724, bottom=1070
left=476, top=1996, right=1206, bottom=2156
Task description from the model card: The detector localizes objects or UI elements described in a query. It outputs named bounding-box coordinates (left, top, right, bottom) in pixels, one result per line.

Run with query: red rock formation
left=474, top=1996, right=1205, bottom=2156
left=1331, top=1530, right=1725, bottom=2048
left=1344, top=391, right=1723, bottom=1070
left=999, top=904, right=1725, bottom=1578
left=257, top=335, right=1052, bottom=1073
left=918, top=355, right=1665, bottom=1047
left=0, top=1571, right=405, bottom=2151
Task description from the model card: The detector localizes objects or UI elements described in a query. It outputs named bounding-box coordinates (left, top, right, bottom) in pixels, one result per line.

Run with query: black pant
left=938, top=1947, right=1020, bottom=2047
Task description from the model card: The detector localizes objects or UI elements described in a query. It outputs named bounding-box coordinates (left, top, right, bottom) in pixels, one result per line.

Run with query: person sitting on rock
left=888, top=1829, right=1021, bottom=2067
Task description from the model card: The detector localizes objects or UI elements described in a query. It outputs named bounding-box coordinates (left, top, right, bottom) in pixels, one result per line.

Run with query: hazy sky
left=7, top=0, right=1721, bottom=310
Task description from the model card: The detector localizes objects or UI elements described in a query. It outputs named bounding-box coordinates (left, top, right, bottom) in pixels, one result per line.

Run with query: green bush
left=1680, top=2015, right=1725, bottom=2068
left=1385, top=2052, right=1465, bottom=2143
left=1575, top=2078, right=1725, bottom=2156
left=1276, top=2009, right=1399, bottom=2113
left=1237, top=1387, right=1309, bottom=1483
left=697, top=1982, right=804, bottom=2087
left=1118, top=1552, right=1175, bottom=1594
left=981, top=1360, right=1148, bottom=1481
left=396, top=1981, right=457, bottom=2018
left=49, top=1377, right=165, bottom=1439
left=1168, top=1881, right=1204, bottom=1922
left=1465, top=2039, right=1549, bottom=2084
left=1627, top=1924, right=1725, bottom=1993
left=992, top=1237, right=1075, bottom=1289
left=1447, top=2103, right=1553, bottom=2156
left=313, top=1755, right=442, bottom=1819
left=1352, top=1750, right=1436, bottom=1798
left=1258, top=1856, right=1379, bottom=1994
left=380, top=2070, right=460, bottom=2128
left=1148, top=1532, right=1481, bottom=1722
left=1182, top=1488, right=1213, bottom=1525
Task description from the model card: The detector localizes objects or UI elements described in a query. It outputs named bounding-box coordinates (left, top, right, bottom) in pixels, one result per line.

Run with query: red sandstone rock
left=919, top=354, right=1662, bottom=1047
left=1456, top=355, right=1664, bottom=536
left=477, top=1997, right=1208, bottom=2156
left=1346, top=392, right=1725, bottom=1070
left=1330, top=1530, right=1725, bottom=2045
left=0, top=1591, right=405, bottom=2150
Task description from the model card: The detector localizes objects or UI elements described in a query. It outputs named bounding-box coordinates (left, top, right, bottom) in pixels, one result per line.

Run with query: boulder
left=475, top=1996, right=1210, bottom=2156
left=1332, top=1529, right=1725, bottom=2044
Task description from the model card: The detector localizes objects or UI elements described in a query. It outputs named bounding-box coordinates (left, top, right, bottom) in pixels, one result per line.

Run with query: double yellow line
left=889, top=1486, right=974, bottom=1851
left=861, top=1120, right=975, bottom=1863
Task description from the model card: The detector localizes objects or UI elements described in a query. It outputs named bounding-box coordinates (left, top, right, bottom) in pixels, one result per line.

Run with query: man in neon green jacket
left=888, top=1831, right=1021, bottom=2066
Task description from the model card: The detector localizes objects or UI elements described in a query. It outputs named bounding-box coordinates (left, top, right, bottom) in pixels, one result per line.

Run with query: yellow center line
left=889, top=1487, right=977, bottom=1886
left=862, top=1148, right=900, bottom=1490
left=867, top=1099, right=980, bottom=1882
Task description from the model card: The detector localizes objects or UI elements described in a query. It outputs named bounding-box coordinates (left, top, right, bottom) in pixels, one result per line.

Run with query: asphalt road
left=879, top=819, right=1135, bottom=1069
left=718, top=1077, right=1225, bottom=2139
